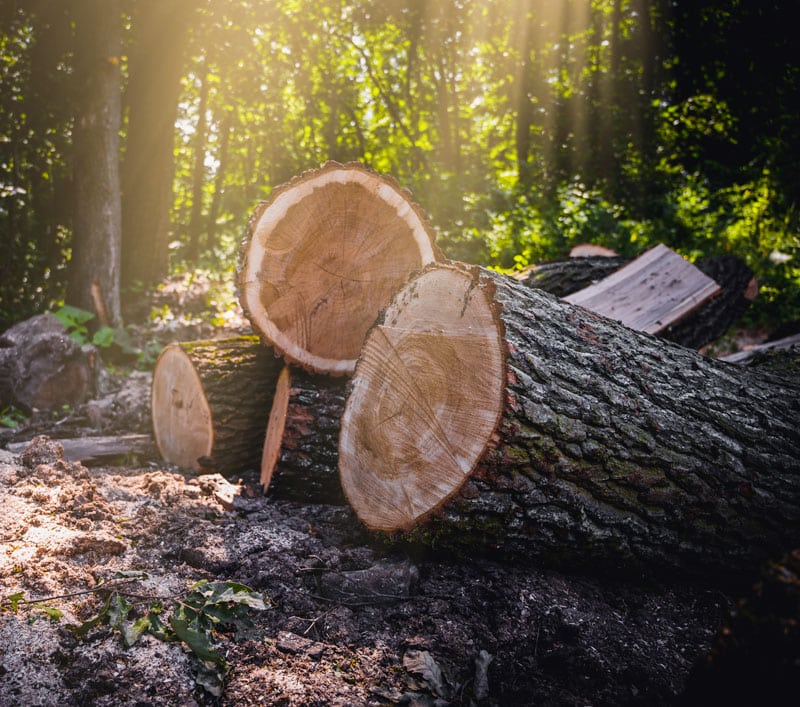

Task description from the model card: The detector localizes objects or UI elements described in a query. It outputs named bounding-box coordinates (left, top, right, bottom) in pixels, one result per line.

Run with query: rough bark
left=151, top=336, right=283, bottom=475
left=339, top=263, right=800, bottom=580
left=516, top=256, right=630, bottom=297
left=261, top=366, right=346, bottom=504
left=238, top=161, right=440, bottom=375
left=68, top=0, right=122, bottom=325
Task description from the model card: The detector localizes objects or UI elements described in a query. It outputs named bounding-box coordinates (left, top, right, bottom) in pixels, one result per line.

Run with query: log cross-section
left=238, top=161, right=439, bottom=376
left=339, top=263, right=800, bottom=578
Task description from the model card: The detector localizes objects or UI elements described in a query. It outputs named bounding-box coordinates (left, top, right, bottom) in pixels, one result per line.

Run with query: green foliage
left=66, top=575, right=271, bottom=696
left=2, top=573, right=270, bottom=695
left=2, top=0, right=799, bottom=331
left=0, top=405, right=26, bottom=429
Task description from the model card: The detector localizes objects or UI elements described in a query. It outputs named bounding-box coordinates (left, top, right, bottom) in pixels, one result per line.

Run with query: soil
left=0, top=281, right=780, bottom=706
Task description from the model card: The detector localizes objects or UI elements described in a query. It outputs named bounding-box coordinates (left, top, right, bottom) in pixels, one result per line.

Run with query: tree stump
left=238, top=161, right=440, bottom=376
left=261, top=366, right=346, bottom=503
left=151, top=336, right=283, bottom=475
left=339, top=263, right=800, bottom=579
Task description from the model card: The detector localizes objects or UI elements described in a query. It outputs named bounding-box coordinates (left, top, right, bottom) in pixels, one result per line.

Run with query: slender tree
left=68, top=0, right=122, bottom=325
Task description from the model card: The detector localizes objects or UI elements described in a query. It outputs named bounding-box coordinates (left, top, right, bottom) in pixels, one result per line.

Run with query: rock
left=0, top=313, right=100, bottom=411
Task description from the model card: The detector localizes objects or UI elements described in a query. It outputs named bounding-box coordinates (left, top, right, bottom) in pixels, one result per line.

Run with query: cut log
left=261, top=366, right=346, bottom=503
left=519, top=251, right=755, bottom=349
left=151, top=336, right=283, bottom=475
left=238, top=161, right=440, bottom=376
left=563, top=244, right=721, bottom=334
left=514, top=256, right=629, bottom=297
left=339, top=262, right=800, bottom=578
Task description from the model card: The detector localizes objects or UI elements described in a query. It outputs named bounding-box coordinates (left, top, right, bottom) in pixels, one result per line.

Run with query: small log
left=151, top=336, right=283, bottom=475
left=339, top=262, right=800, bottom=579
left=238, top=161, right=440, bottom=376
left=7, top=434, right=155, bottom=466
left=720, top=332, right=800, bottom=365
left=261, top=366, right=346, bottom=503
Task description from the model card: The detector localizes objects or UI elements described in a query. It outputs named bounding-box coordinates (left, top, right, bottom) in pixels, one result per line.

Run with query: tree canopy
left=1, top=0, right=798, bottom=331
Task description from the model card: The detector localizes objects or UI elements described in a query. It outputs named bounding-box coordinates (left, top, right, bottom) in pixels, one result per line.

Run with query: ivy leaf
left=41, top=606, right=63, bottom=622
left=68, top=595, right=112, bottom=637
left=91, top=325, right=115, bottom=348
left=107, top=593, right=132, bottom=629
left=3, top=592, right=26, bottom=612
left=170, top=611, right=224, bottom=665
left=121, top=614, right=151, bottom=647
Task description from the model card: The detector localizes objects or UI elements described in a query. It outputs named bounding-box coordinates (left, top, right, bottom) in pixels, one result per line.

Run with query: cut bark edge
left=237, top=160, right=442, bottom=376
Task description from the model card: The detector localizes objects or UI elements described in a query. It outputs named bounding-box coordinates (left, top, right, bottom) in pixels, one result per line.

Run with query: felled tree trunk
left=516, top=256, right=629, bottom=297
left=261, top=366, right=346, bottom=504
left=238, top=161, right=440, bottom=376
left=661, top=255, right=757, bottom=350
left=151, top=336, right=283, bottom=475
left=339, top=263, right=800, bottom=579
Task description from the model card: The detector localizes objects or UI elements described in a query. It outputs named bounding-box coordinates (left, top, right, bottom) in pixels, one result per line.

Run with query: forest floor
left=0, top=272, right=778, bottom=706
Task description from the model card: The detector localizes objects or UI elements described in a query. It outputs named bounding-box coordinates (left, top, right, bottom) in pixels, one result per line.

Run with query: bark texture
left=151, top=336, right=283, bottom=475
left=261, top=367, right=346, bottom=504
left=517, top=256, right=629, bottom=297
left=340, top=263, right=800, bottom=580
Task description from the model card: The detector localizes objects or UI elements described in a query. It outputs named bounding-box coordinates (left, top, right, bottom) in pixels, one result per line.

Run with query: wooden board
left=7, top=434, right=155, bottom=466
left=563, top=244, right=721, bottom=333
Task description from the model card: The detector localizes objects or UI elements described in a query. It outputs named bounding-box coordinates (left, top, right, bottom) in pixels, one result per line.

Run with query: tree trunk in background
left=186, top=57, right=210, bottom=263
left=205, top=113, right=232, bottom=247
left=68, top=0, right=122, bottom=326
left=121, top=0, right=196, bottom=293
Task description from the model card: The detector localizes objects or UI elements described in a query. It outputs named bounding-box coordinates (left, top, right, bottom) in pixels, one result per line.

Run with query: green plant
left=2, top=572, right=271, bottom=697
left=0, top=406, right=27, bottom=429
left=52, top=305, right=115, bottom=348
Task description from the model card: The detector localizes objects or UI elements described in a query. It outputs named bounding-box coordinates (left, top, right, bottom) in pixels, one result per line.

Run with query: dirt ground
left=0, top=437, right=735, bottom=707
left=0, top=280, right=778, bottom=705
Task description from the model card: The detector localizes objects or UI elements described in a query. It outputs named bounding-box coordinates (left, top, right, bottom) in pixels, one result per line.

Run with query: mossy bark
left=363, top=265, right=800, bottom=580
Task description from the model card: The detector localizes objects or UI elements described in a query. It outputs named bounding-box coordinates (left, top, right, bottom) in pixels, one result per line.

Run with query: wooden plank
left=563, top=244, right=721, bottom=333
left=7, top=434, right=156, bottom=466
left=720, top=332, right=800, bottom=363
